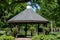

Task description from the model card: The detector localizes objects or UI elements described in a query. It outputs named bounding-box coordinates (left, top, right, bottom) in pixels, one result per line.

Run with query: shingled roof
left=8, top=9, right=48, bottom=24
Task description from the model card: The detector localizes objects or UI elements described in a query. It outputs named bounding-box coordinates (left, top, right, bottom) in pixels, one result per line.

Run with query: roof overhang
left=8, top=20, right=49, bottom=24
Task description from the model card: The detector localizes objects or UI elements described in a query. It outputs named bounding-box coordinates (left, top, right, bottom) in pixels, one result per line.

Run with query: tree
left=0, top=0, right=60, bottom=32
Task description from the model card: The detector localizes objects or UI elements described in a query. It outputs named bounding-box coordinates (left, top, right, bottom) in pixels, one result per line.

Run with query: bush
left=0, top=28, right=11, bottom=36
left=0, top=35, right=14, bottom=40
left=0, top=31, right=6, bottom=36
left=32, top=33, right=60, bottom=40
left=50, top=32, right=60, bottom=39
left=32, top=35, right=40, bottom=40
left=45, top=27, right=50, bottom=34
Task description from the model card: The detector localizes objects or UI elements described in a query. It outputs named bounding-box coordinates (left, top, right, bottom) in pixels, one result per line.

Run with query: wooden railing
left=51, top=27, right=60, bottom=32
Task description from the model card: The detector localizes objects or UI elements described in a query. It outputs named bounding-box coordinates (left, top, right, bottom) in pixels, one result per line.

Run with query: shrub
left=50, top=32, right=60, bottom=39
left=0, top=35, right=14, bottom=40
left=32, top=35, right=40, bottom=40
left=0, top=31, right=6, bottom=36
left=32, top=34, right=59, bottom=40
left=45, top=27, right=50, bottom=34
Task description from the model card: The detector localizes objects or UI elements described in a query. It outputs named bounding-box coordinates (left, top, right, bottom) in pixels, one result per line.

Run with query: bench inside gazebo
left=8, top=1, right=49, bottom=38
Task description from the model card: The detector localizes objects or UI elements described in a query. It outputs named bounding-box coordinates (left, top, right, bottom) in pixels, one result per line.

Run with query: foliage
left=0, top=28, right=12, bottom=36
left=32, top=33, right=60, bottom=40
left=0, top=35, right=14, bottom=40
left=0, top=31, right=6, bottom=36
left=50, top=32, right=60, bottom=38
left=12, top=27, right=17, bottom=34
left=0, top=0, right=26, bottom=28
left=0, top=0, right=60, bottom=28
left=0, top=0, right=60, bottom=37
left=37, top=0, right=60, bottom=27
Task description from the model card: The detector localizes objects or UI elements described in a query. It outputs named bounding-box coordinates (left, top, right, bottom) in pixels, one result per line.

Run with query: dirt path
left=15, top=38, right=32, bottom=40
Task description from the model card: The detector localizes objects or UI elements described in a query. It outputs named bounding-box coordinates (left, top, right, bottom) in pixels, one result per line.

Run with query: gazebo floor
left=15, top=38, right=32, bottom=40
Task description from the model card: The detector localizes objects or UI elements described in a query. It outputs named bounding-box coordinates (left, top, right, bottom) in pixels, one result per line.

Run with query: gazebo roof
left=8, top=9, right=48, bottom=24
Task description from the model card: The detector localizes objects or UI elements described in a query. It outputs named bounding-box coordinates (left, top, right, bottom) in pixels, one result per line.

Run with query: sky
left=27, top=1, right=41, bottom=12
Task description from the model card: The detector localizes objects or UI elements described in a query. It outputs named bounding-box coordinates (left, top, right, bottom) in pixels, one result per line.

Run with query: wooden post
left=38, top=24, right=39, bottom=35
left=43, top=23, right=47, bottom=34
left=16, top=25, right=19, bottom=38
left=9, top=24, right=13, bottom=36
left=25, top=24, right=27, bottom=37
left=31, top=30, right=32, bottom=36
left=31, top=24, right=33, bottom=36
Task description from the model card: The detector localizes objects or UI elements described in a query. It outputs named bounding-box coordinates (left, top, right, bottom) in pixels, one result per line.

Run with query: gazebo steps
left=15, top=38, right=32, bottom=40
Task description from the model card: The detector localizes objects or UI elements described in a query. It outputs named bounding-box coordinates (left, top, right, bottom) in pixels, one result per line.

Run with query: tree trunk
left=50, top=21, right=53, bottom=33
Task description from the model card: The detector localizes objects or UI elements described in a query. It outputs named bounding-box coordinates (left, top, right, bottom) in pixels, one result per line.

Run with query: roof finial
left=26, top=1, right=32, bottom=9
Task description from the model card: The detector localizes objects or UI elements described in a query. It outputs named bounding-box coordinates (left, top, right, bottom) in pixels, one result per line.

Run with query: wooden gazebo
left=8, top=5, right=49, bottom=37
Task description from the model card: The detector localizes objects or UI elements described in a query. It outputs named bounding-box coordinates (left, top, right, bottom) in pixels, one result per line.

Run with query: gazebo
left=8, top=4, right=49, bottom=38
